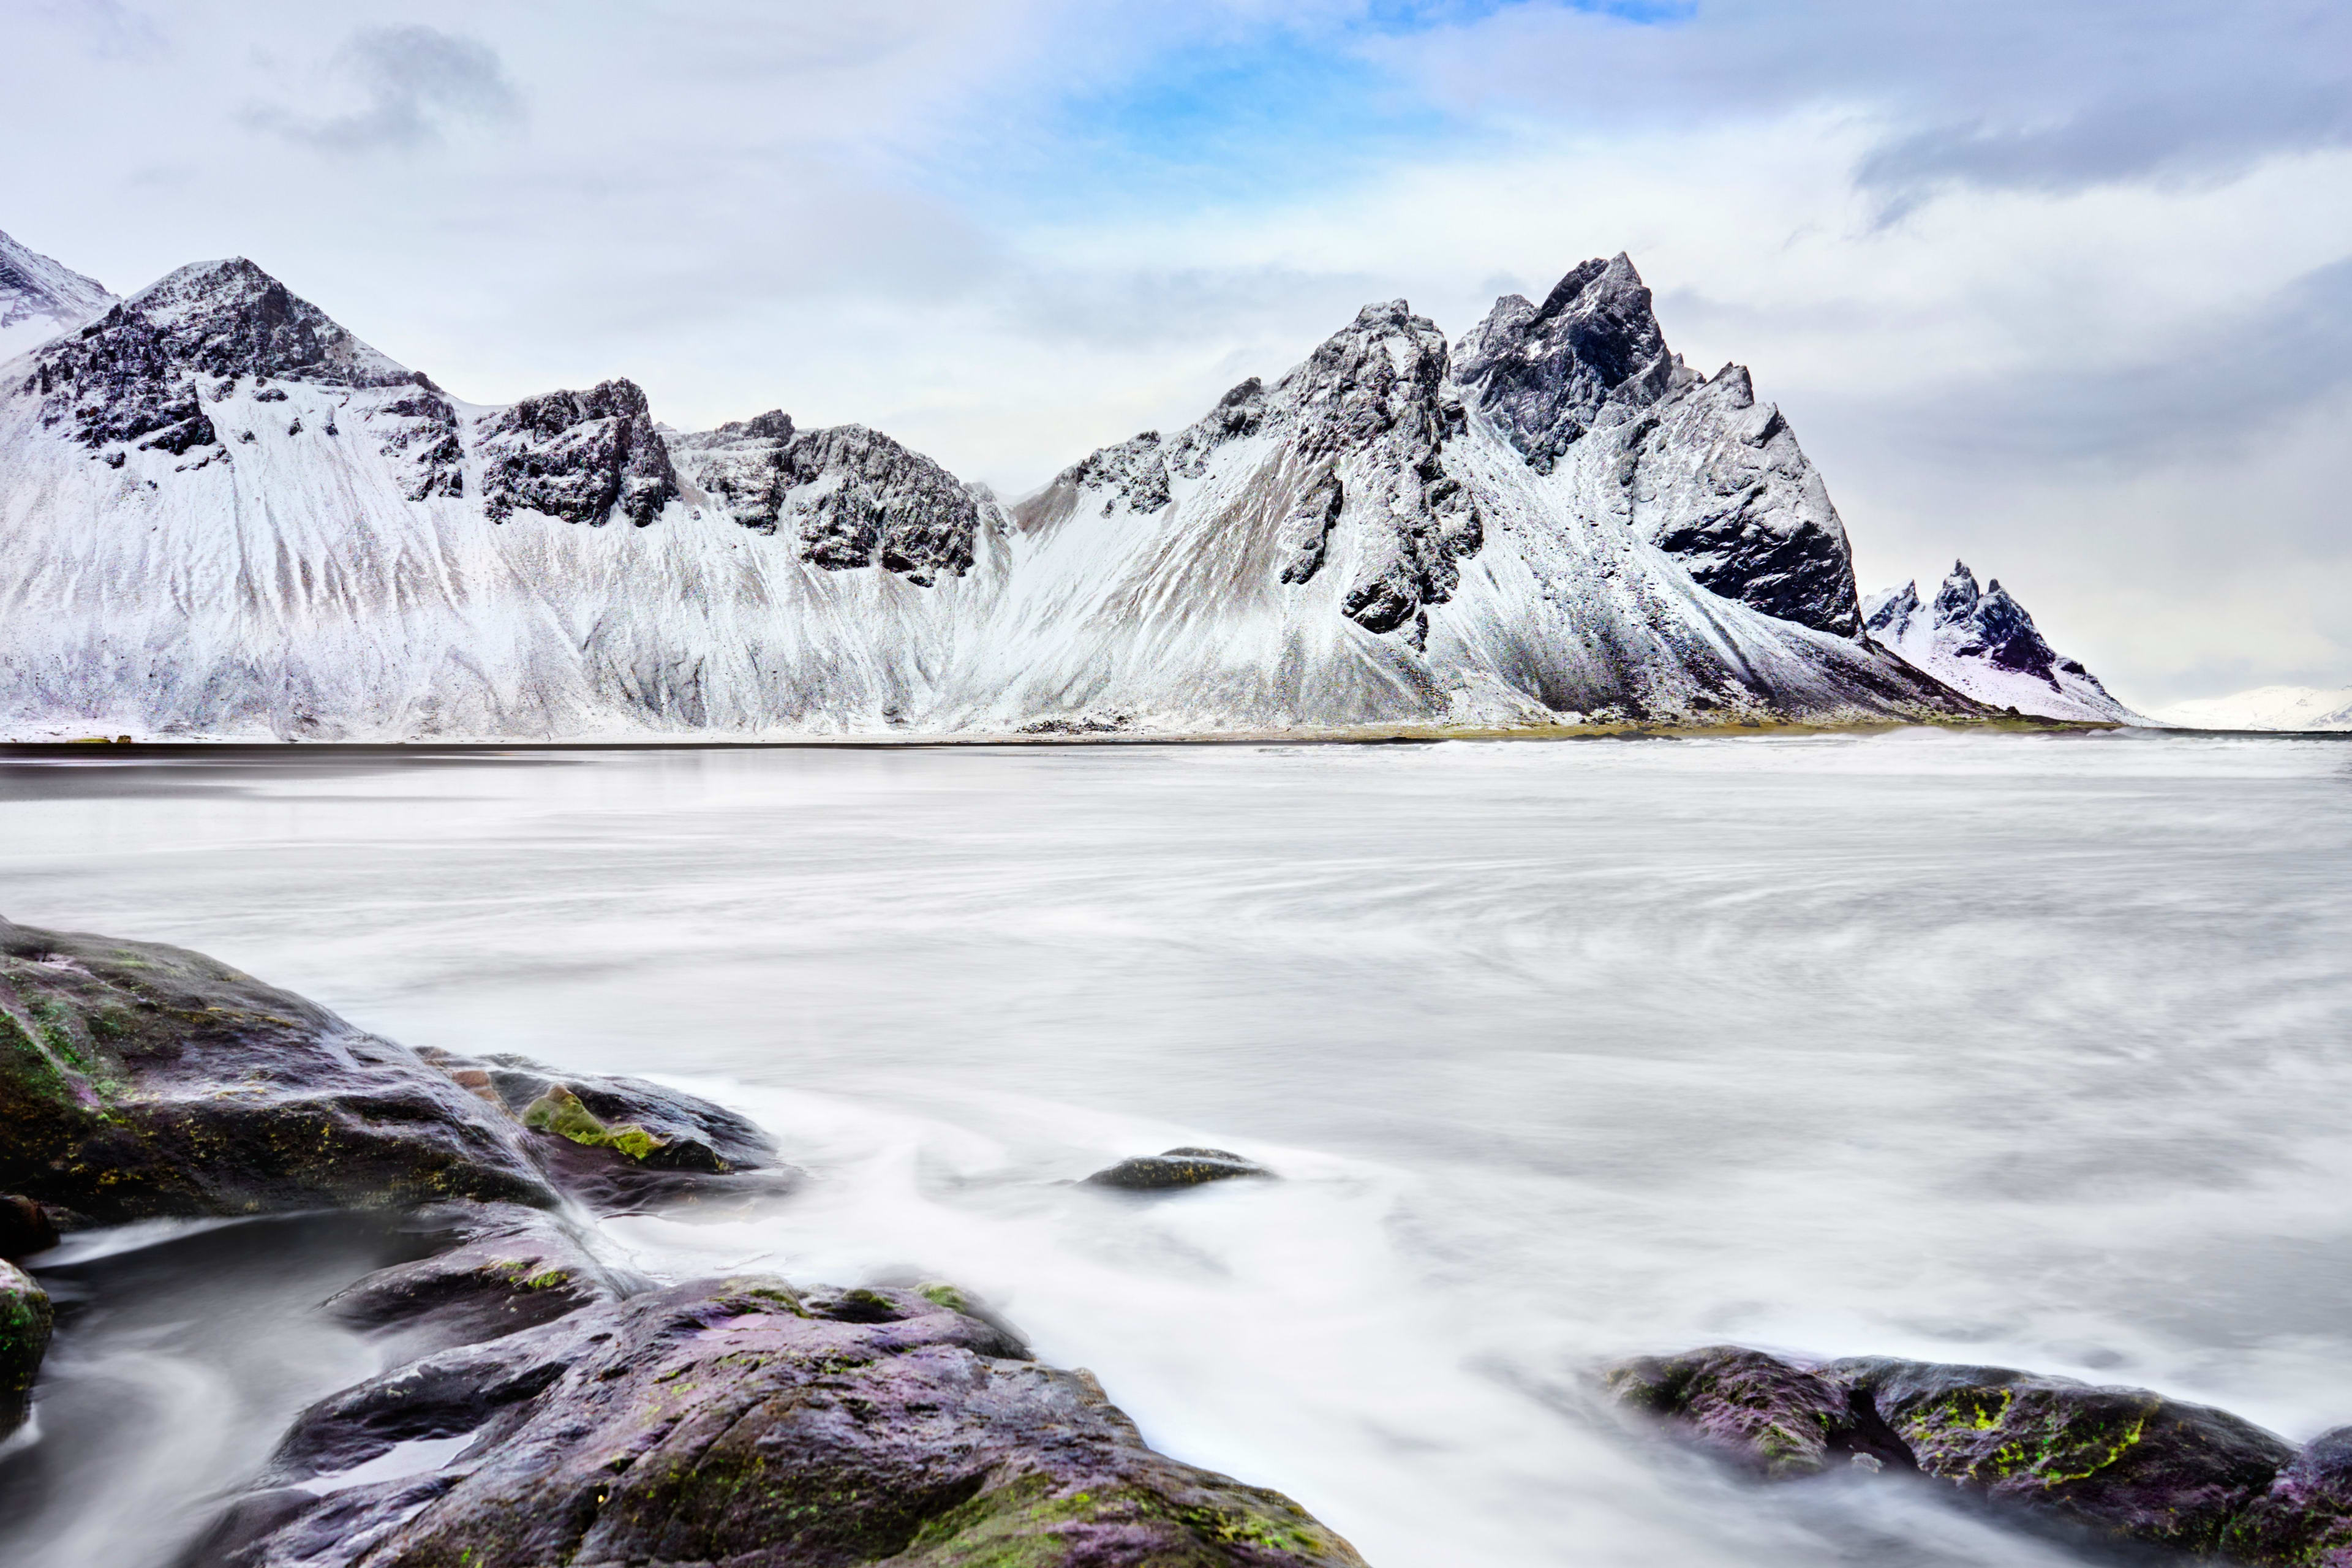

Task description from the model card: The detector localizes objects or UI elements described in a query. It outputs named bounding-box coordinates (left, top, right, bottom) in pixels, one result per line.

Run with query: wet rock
left=417, top=1046, right=799, bottom=1215
left=1084, top=1147, right=1275, bottom=1191
left=0, top=917, right=559, bottom=1223
left=322, top=1201, right=644, bottom=1359
left=1603, top=1345, right=1908, bottom=1480
left=0, top=1194, right=58, bottom=1259
left=1608, top=1346, right=2300, bottom=1558
left=206, top=1276, right=1366, bottom=1568
left=2225, top=1426, right=2352, bottom=1566
left=0, top=1257, right=49, bottom=1438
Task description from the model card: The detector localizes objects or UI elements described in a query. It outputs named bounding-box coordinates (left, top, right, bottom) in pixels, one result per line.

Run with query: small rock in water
left=0, top=1195, right=58, bottom=1259
left=1084, top=1146, right=1274, bottom=1191
left=0, top=1258, right=50, bottom=1438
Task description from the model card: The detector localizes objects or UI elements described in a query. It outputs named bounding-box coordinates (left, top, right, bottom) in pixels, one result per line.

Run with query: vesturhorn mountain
left=0, top=241, right=1999, bottom=739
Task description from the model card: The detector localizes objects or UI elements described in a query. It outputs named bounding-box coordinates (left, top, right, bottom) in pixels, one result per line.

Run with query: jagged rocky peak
left=669, top=412, right=979, bottom=584
left=15, top=255, right=423, bottom=462
left=1866, top=560, right=2130, bottom=718
left=0, top=228, right=115, bottom=355
left=478, top=379, right=679, bottom=529
left=1453, top=252, right=1692, bottom=472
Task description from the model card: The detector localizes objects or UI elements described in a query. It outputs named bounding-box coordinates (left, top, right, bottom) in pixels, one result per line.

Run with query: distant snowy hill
left=0, top=228, right=115, bottom=362
left=0, top=243, right=1994, bottom=740
left=1864, top=563, right=2137, bottom=723
left=2152, top=686, right=2352, bottom=731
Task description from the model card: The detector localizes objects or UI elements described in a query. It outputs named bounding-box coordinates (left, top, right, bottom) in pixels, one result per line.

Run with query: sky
left=4, top=0, right=2348, bottom=706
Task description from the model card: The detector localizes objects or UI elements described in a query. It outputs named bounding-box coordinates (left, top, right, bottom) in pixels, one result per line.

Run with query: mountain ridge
left=0, top=240, right=2005, bottom=740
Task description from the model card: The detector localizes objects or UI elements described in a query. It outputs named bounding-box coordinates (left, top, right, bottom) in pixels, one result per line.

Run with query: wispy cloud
left=247, top=24, right=521, bottom=154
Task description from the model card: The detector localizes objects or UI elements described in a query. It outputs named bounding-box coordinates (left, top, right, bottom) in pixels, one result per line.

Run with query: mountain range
left=0, top=228, right=2134, bottom=741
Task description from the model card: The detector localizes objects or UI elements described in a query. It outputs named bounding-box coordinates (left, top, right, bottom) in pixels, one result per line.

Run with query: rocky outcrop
left=0, top=1257, right=47, bottom=1439
left=1865, top=562, right=2133, bottom=722
left=1607, top=1344, right=2339, bottom=1559
left=1457, top=258, right=1861, bottom=635
left=477, top=379, right=679, bottom=528
left=1085, top=1147, right=1275, bottom=1191
left=1452, top=253, right=1687, bottom=475
left=672, top=412, right=980, bottom=584
left=367, top=388, right=465, bottom=501
left=16, top=257, right=416, bottom=464
left=201, top=1275, right=1365, bottom=1568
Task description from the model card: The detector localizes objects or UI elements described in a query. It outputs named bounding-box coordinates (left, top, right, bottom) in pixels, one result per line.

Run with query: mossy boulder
left=1608, top=1346, right=2301, bottom=1559
left=0, top=917, right=559, bottom=1222
left=0, top=1257, right=51, bottom=1438
left=418, top=1046, right=796, bottom=1215
left=203, top=1276, right=1367, bottom=1568
left=1831, top=1356, right=2293, bottom=1554
left=1085, top=1147, right=1273, bottom=1191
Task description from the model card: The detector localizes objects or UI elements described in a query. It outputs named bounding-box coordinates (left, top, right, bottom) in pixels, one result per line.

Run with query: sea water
left=2, top=729, right=2349, bottom=1567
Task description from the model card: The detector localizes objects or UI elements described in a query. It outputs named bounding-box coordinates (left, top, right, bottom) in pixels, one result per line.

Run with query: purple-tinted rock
left=208, top=1276, right=1366, bottom=1568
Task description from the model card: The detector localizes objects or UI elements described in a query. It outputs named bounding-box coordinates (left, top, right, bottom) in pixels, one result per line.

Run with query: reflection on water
left=2, top=730, right=2348, bottom=1566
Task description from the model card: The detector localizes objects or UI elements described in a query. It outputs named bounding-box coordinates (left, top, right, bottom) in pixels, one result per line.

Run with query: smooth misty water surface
left=3, top=730, right=2351, bottom=1567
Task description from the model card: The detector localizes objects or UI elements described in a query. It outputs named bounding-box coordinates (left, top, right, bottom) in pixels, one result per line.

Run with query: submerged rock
left=1084, top=1147, right=1275, bottom=1191
left=203, top=1275, right=1366, bottom=1568
left=1608, top=1344, right=2309, bottom=1559
left=0, top=1257, right=49, bottom=1438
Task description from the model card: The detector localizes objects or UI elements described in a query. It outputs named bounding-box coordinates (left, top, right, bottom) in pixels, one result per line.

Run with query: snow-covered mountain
left=2150, top=685, right=2352, bottom=731
left=0, top=245, right=1994, bottom=740
left=1863, top=564, right=2137, bottom=723
left=0, top=228, right=115, bottom=361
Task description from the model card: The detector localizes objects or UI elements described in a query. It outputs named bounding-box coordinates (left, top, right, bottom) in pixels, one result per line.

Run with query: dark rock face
left=0, top=1257, right=48, bottom=1439
left=477, top=379, right=679, bottom=528
left=206, top=1276, right=1366, bottom=1568
left=0, top=916, right=558, bottom=1223
left=368, top=390, right=465, bottom=501
left=1456, top=258, right=1862, bottom=636
left=1085, top=1147, right=1275, bottom=1191
left=0, top=1194, right=58, bottom=1259
left=1300, top=303, right=1482, bottom=637
left=1609, top=1345, right=2308, bottom=1558
left=1452, top=253, right=1684, bottom=475
left=675, top=415, right=981, bottom=585
left=18, top=258, right=415, bottom=462
left=1923, top=562, right=2089, bottom=687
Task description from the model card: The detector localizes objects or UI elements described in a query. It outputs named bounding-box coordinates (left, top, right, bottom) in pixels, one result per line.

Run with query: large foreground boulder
left=202, top=1276, right=1367, bottom=1568
left=1607, top=1344, right=2321, bottom=1559
left=0, top=917, right=557, bottom=1222
left=0, top=916, right=796, bottom=1224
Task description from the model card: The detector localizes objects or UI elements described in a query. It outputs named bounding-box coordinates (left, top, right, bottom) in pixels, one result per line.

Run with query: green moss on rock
left=0, top=1258, right=52, bottom=1438
left=522, top=1084, right=665, bottom=1163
